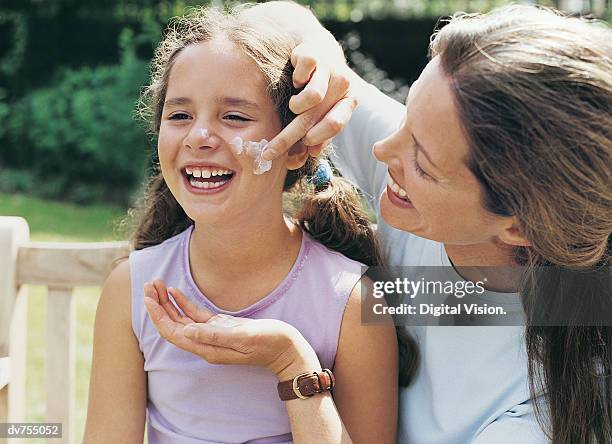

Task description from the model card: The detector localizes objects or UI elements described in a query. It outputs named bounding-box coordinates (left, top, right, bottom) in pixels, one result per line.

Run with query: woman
left=148, top=2, right=611, bottom=443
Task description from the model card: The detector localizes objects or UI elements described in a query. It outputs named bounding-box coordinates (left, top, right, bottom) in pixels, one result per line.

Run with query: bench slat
left=46, top=287, right=76, bottom=444
left=17, top=242, right=129, bottom=287
left=0, top=358, right=9, bottom=390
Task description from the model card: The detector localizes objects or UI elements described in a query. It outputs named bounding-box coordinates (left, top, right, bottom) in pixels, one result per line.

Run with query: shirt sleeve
left=331, top=77, right=405, bottom=209
left=471, top=400, right=550, bottom=444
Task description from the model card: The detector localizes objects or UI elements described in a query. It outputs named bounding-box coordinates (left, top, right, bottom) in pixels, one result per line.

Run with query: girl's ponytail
left=294, top=159, right=383, bottom=267
left=293, top=158, right=419, bottom=386
left=127, top=171, right=191, bottom=251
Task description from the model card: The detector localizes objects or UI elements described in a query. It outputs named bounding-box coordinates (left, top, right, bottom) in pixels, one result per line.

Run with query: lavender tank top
left=130, top=225, right=365, bottom=444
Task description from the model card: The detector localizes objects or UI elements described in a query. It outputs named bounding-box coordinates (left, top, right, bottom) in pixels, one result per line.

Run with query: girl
left=84, top=5, right=397, bottom=444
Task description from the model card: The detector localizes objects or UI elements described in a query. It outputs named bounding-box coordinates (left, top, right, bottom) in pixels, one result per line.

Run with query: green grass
left=0, top=192, right=127, bottom=241
left=0, top=192, right=129, bottom=443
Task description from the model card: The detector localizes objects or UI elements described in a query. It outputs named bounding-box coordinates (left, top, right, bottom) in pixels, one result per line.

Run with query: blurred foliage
left=0, top=27, right=153, bottom=205
left=0, top=12, right=27, bottom=79
left=343, top=31, right=409, bottom=102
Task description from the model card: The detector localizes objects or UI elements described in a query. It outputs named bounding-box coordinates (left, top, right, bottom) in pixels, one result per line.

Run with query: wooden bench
left=0, top=216, right=128, bottom=444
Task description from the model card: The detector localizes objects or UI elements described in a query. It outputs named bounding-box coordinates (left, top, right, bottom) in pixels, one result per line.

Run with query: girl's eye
left=223, top=114, right=250, bottom=122
left=168, top=112, right=190, bottom=120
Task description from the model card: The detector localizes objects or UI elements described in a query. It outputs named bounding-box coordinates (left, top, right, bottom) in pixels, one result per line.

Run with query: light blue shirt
left=332, top=80, right=549, bottom=444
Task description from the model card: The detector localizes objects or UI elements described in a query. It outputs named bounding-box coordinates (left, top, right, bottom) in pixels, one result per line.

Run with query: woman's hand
left=263, top=41, right=357, bottom=167
left=143, top=280, right=321, bottom=380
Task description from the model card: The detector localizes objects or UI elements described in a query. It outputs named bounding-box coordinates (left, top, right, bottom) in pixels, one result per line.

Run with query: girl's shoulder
left=129, top=226, right=192, bottom=263
left=304, top=233, right=367, bottom=271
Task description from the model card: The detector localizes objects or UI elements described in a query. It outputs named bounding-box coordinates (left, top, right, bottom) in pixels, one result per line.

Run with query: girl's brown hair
left=430, top=5, right=611, bottom=443
left=129, top=5, right=382, bottom=268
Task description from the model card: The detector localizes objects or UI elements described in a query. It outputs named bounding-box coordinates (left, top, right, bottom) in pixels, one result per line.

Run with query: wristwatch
left=277, top=369, right=335, bottom=401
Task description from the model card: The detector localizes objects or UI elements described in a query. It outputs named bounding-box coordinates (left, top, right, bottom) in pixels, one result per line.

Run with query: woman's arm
left=332, top=278, right=398, bottom=443
left=248, top=1, right=404, bottom=199
left=83, top=261, right=147, bottom=444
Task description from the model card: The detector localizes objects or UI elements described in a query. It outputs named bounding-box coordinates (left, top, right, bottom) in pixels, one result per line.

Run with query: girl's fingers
left=144, top=294, right=179, bottom=339
left=152, top=279, right=184, bottom=324
left=144, top=281, right=161, bottom=303
left=191, top=342, right=249, bottom=366
left=167, top=286, right=213, bottom=324
left=144, top=294, right=198, bottom=350
left=183, top=317, right=250, bottom=352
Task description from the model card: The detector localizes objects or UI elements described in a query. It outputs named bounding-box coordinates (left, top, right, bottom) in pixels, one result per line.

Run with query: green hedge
left=0, top=29, right=152, bottom=205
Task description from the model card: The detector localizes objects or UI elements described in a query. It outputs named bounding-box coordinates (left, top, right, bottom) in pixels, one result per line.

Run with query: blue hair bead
left=312, top=159, right=333, bottom=187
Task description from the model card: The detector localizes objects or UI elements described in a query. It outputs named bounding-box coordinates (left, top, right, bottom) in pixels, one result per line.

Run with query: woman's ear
left=285, top=144, right=309, bottom=170
left=497, top=217, right=532, bottom=247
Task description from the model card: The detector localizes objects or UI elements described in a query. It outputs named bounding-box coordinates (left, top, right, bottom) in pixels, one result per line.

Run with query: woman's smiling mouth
left=387, top=174, right=414, bottom=208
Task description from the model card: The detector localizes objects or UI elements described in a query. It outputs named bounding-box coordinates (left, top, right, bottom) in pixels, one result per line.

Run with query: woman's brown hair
left=430, top=5, right=611, bottom=443
left=128, top=4, right=382, bottom=268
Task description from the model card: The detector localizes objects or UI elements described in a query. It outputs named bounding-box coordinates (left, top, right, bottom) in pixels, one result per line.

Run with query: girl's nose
left=185, top=125, right=222, bottom=151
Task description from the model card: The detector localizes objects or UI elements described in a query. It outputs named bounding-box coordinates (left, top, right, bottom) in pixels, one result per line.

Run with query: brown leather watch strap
left=277, top=369, right=335, bottom=401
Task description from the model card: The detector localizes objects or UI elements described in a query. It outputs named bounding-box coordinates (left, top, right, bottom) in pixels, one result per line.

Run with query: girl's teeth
left=189, top=178, right=228, bottom=189
left=398, top=188, right=407, bottom=198
left=186, top=168, right=234, bottom=178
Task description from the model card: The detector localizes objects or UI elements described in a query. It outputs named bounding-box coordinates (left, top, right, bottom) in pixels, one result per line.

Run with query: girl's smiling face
left=158, top=38, right=288, bottom=224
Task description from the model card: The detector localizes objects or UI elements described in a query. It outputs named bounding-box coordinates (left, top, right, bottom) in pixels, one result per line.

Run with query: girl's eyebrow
left=163, top=96, right=260, bottom=110
left=218, top=96, right=260, bottom=110
left=164, top=97, right=192, bottom=107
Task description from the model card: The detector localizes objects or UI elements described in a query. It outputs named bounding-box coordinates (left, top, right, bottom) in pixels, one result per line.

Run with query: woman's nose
left=373, top=132, right=403, bottom=171
left=373, top=132, right=396, bottom=162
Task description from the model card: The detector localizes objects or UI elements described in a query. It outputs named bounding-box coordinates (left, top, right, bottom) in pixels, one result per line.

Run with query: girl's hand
left=263, top=41, right=357, bottom=166
left=143, top=280, right=321, bottom=380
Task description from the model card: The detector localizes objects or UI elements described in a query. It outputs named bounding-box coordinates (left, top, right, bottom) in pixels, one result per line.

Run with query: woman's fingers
left=167, top=286, right=213, bottom=324
left=291, top=43, right=318, bottom=88
left=263, top=68, right=352, bottom=162
left=290, top=65, right=331, bottom=115
left=306, top=140, right=332, bottom=158
left=262, top=111, right=317, bottom=161
left=303, top=96, right=358, bottom=147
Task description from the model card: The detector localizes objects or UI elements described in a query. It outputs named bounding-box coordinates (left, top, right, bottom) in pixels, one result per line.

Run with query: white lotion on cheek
left=253, top=140, right=272, bottom=175
left=228, top=137, right=272, bottom=175
left=229, top=136, right=244, bottom=155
